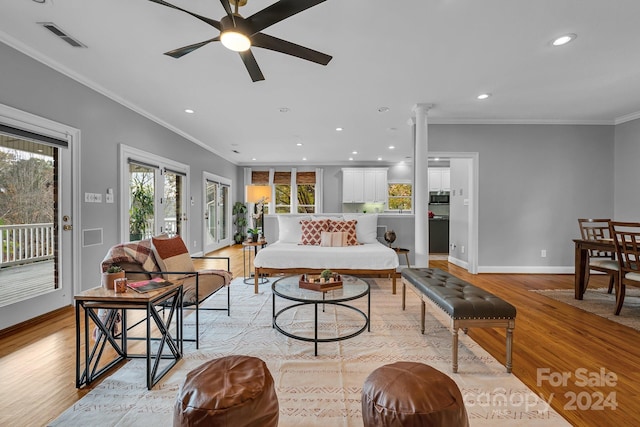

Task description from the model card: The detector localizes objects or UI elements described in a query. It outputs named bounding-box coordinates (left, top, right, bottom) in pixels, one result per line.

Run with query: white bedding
left=254, top=241, right=399, bottom=270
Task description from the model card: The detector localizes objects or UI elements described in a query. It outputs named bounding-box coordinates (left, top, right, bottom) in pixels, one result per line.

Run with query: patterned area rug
left=51, top=278, right=567, bottom=426
left=532, top=287, right=640, bottom=331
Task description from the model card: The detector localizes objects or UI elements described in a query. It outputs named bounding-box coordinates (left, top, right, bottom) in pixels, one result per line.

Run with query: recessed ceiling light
left=377, top=157, right=382, bottom=161
left=477, top=93, right=490, bottom=100
left=552, top=33, right=577, bottom=46
left=302, top=157, right=307, bottom=161
left=251, top=157, right=257, bottom=161
left=336, top=127, right=343, bottom=132
left=388, top=145, right=395, bottom=150
left=348, top=157, right=354, bottom=161
left=434, top=157, right=440, bottom=161
left=377, top=107, right=390, bottom=113
left=352, top=151, right=358, bottom=155
left=296, top=142, right=303, bottom=146
left=184, top=109, right=195, bottom=114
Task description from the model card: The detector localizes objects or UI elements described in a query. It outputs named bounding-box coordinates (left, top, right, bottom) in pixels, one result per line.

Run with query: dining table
left=573, top=238, right=616, bottom=300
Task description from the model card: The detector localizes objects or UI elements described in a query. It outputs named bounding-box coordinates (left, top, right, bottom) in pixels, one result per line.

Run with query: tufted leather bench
left=401, top=268, right=516, bottom=373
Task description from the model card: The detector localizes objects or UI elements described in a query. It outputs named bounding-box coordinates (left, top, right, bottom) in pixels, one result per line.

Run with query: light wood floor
left=1, top=245, right=638, bottom=426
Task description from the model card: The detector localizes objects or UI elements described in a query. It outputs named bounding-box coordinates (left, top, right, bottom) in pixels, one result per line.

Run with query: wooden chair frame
left=609, top=221, right=640, bottom=315
left=578, top=218, right=618, bottom=294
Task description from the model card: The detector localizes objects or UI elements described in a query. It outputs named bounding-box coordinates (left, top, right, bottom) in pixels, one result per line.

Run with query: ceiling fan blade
left=219, top=0, right=236, bottom=26
left=246, top=0, right=326, bottom=34
left=239, top=49, right=265, bottom=82
left=251, top=33, right=332, bottom=65
left=148, top=0, right=221, bottom=30
left=164, top=37, right=220, bottom=58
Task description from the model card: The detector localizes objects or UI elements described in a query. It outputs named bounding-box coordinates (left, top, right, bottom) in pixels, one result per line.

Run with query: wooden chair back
left=609, top=221, right=640, bottom=277
left=578, top=218, right=614, bottom=258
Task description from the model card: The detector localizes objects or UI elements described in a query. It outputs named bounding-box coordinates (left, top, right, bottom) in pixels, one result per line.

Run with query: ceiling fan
left=148, top=0, right=333, bottom=82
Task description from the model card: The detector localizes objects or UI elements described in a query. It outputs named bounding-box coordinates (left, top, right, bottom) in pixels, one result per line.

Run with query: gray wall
left=614, top=119, right=640, bottom=220
left=429, top=124, right=614, bottom=269
left=0, top=42, right=239, bottom=294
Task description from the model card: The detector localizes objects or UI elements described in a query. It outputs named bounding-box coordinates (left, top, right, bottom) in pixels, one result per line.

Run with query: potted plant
left=102, top=265, right=125, bottom=290
left=246, top=227, right=259, bottom=242
left=233, top=202, right=248, bottom=244
left=129, top=179, right=154, bottom=241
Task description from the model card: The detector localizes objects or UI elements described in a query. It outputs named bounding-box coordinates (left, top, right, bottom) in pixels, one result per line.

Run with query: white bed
left=253, top=214, right=400, bottom=294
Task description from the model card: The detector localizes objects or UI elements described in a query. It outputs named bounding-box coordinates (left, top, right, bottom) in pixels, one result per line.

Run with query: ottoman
left=174, top=355, right=279, bottom=427
left=362, top=361, right=469, bottom=427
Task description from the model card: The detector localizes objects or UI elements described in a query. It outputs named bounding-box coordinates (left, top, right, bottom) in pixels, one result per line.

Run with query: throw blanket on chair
left=100, top=239, right=158, bottom=273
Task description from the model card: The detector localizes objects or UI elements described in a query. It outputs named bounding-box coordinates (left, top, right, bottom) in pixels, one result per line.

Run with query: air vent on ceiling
left=37, top=22, right=87, bottom=48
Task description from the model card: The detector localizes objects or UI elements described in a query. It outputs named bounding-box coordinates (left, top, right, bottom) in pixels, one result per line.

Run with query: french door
left=121, top=146, right=189, bottom=243
left=0, top=105, right=77, bottom=330
left=203, top=172, right=231, bottom=253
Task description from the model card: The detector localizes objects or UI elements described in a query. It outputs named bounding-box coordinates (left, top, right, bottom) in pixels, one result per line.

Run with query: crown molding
left=427, top=117, right=614, bottom=125
left=615, top=110, right=640, bottom=125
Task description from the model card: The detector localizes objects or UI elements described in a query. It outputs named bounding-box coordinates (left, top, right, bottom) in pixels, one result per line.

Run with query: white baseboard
left=477, top=265, right=574, bottom=274
left=448, top=256, right=469, bottom=270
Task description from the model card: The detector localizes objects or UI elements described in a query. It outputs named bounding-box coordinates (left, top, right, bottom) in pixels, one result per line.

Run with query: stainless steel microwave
left=429, top=193, right=450, bottom=204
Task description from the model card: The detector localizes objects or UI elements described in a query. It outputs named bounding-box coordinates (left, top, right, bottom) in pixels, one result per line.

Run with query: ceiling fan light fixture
left=221, top=31, right=251, bottom=52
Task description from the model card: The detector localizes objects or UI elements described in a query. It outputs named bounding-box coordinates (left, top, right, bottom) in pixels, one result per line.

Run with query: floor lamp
left=245, top=185, right=271, bottom=238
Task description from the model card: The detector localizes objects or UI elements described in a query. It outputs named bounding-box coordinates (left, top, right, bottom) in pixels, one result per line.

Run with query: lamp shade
left=246, top=185, right=271, bottom=203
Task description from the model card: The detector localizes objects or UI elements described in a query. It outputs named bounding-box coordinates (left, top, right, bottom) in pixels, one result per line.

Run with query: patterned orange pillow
left=329, top=219, right=359, bottom=246
left=299, top=219, right=330, bottom=245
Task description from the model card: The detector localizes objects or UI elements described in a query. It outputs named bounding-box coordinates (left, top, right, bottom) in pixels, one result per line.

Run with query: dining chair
left=577, top=218, right=618, bottom=294
left=609, top=221, right=640, bottom=315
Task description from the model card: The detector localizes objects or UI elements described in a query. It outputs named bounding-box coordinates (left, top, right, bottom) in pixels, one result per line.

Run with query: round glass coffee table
left=272, top=275, right=370, bottom=356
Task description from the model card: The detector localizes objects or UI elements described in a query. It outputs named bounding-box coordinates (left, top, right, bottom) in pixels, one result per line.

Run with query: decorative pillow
left=151, top=236, right=195, bottom=281
left=299, top=219, right=329, bottom=245
left=343, top=213, right=378, bottom=244
left=328, top=219, right=359, bottom=246
left=320, top=231, right=348, bottom=247
left=278, top=215, right=310, bottom=243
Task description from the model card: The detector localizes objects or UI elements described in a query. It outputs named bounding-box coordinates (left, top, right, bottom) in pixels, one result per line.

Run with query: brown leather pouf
left=173, top=355, right=279, bottom=427
left=362, top=361, right=469, bottom=427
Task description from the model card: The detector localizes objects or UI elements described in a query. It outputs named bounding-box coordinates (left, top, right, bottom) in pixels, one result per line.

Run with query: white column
left=413, top=103, right=433, bottom=268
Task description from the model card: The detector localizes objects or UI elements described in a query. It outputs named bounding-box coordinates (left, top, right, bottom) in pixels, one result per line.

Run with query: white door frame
left=203, top=172, right=232, bottom=253
left=428, top=151, right=479, bottom=274
left=0, top=103, right=80, bottom=330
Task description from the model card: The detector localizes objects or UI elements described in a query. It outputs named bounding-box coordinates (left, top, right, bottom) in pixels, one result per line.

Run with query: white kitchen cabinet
left=342, top=169, right=365, bottom=202
left=429, top=168, right=450, bottom=192
left=441, top=169, right=450, bottom=191
left=343, top=168, right=387, bottom=204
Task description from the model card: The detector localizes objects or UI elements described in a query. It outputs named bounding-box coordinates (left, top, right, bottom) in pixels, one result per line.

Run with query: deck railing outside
left=0, top=223, right=55, bottom=268
left=1, top=219, right=178, bottom=268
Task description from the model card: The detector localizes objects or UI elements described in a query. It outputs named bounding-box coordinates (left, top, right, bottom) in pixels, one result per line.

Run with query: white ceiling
left=2, top=0, right=640, bottom=166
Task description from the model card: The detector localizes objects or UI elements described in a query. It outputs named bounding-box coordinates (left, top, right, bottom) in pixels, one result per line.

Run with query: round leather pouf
left=173, top=355, right=278, bottom=427
left=362, top=361, right=469, bottom=427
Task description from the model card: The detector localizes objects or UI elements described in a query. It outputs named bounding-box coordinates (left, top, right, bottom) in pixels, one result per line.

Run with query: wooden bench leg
left=402, top=282, right=406, bottom=310
left=392, top=275, right=396, bottom=294
left=506, top=321, right=514, bottom=373
left=420, top=301, right=425, bottom=334
left=452, top=327, right=459, bottom=373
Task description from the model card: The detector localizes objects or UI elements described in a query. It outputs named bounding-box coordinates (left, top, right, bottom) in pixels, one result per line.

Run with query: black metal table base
left=75, top=286, right=183, bottom=390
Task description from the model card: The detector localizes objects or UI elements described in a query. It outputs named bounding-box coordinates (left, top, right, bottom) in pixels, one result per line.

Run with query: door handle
left=63, top=225, right=73, bottom=231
